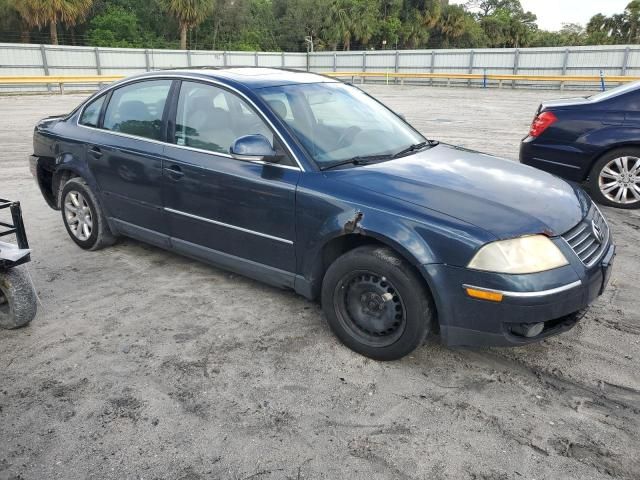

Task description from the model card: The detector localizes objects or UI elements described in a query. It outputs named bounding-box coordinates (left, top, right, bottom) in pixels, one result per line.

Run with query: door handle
left=165, top=164, right=184, bottom=180
left=88, top=146, right=102, bottom=158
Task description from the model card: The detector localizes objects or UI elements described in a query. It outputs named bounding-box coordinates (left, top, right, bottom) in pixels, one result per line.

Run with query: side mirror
left=230, top=134, right=278, bottom=162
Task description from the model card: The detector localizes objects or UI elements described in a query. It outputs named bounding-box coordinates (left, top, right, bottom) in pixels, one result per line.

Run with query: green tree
left=12, top=0, right=93, bottom=45
left=162, top=0, right=211, bottom=49
left=87, top=5, right=141, bottom=47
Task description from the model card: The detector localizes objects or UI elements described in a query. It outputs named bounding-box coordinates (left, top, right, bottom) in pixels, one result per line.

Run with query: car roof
left=143, top=67, right=339, bottom=90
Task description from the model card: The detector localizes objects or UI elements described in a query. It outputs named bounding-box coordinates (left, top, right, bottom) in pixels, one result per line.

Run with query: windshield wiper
left=392, top=139, right=439, bottom=159
left=320, top=154, right=392, bottom=171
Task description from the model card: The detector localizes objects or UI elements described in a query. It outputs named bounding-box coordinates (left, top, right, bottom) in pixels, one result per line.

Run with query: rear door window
left=103, top=80, right=172, bottom=141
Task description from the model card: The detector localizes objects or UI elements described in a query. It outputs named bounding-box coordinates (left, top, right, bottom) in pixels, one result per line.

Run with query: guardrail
left=1, top=72, right=639, bottom=93
left=325, top=71, right=640, bottom=90
left=0, top=75, right=124, bottom=93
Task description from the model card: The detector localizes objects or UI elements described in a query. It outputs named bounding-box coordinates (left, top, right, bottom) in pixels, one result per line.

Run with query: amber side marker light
left=465, top=287, right=503, bottom=302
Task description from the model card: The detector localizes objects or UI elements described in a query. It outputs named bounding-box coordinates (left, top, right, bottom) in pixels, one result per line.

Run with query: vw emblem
left=591, top=220, right=604, bottom=244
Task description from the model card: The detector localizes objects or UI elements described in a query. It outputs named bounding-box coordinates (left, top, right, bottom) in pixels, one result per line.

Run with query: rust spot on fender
left=344, top=211, right=364, bottom=234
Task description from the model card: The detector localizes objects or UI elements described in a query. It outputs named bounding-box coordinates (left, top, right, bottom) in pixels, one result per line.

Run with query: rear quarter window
left=79, top=95, right=106, bottom=128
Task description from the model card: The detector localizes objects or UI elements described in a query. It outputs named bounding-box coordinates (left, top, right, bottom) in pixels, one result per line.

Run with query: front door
left=162, top=80, right=300, bottom=279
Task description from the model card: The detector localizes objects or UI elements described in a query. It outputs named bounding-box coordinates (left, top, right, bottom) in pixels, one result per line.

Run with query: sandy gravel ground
left=0, top=85, right=639, bottom=480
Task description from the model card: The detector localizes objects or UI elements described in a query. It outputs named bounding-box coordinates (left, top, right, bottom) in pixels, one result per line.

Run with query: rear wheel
left=60, top=177, right=117, bottom=250
left=588, top=148, right=640, bottom=209
left=321, top=245, right=433, bottom=361
left=0, top=267, right=37, bottom=329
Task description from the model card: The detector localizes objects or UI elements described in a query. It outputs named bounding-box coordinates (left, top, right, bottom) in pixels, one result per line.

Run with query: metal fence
left=1, top=42, right=639, bottom=92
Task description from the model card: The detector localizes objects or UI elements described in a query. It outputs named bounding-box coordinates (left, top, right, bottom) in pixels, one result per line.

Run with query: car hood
left=328, top=144, right=591, bottom=239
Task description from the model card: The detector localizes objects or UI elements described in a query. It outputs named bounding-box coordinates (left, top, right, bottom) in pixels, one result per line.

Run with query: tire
left=588, top=147, right=640, bottom=209
left=60, top=177, right=117, bottom=250
left=0, top=266, right=37, bottom=329
left=321, top=245, right=434, bottom=361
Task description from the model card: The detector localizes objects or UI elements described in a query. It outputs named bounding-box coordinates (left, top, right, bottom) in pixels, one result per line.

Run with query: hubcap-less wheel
left=64, top=190, right=93, bottom=241
left=333, top=270, right=406, bottom=348
left=598, top=156, right=640, bottom=205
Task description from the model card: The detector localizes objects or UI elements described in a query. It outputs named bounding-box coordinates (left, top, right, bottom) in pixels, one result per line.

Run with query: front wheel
left=588, top=148, right=640, bottom=209
left=0, top=267, right=37, bottom=329
left=321, top=245, right=434, bottom=361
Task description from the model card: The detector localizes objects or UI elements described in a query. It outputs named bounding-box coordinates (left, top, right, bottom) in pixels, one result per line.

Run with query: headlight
left=467, top=235, right=568, bottom=274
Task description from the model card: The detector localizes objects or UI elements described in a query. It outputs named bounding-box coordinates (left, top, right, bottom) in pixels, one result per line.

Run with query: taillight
left=529, top=111, right=557, bottom=137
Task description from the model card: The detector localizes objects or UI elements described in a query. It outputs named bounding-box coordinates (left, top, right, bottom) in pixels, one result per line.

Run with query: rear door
left=162, top=80, right=300, bottom=276
left=87, top=79, right=174, bottom=240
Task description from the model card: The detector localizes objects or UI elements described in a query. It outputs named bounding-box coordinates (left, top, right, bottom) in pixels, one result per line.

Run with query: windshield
left=258, top=82, right=425, bottom=167
left=588, top=81, right=640, bottom=102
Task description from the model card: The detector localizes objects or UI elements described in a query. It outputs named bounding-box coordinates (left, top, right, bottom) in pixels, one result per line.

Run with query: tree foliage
left=0, top=0, right=638, bottom=50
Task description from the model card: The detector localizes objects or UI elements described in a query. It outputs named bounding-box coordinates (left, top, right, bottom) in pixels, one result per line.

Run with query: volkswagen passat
left=29, top=68, right=615, bottom=360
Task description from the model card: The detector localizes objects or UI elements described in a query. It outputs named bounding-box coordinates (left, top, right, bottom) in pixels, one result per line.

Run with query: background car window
left=175, top=81, right=274, bottom=155
left=103, top=80, right=172, bottom=141
left=79, top=95, right=105, bottom=128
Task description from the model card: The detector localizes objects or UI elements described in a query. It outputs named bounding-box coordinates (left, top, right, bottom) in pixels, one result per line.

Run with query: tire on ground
left=0, top=266, right=37, bottom=329
left=321, top=245, right=434, bottom=361
left=588, top=147, right=640, bottom=209
left=60, top=177, right=117, bottom=250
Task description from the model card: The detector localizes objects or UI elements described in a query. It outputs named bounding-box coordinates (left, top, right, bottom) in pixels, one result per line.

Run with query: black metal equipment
left=0, top=198, right=31, bottom=269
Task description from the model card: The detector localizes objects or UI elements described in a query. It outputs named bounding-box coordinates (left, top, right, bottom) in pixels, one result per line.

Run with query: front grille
left=561, top=204, right=610, bottom=267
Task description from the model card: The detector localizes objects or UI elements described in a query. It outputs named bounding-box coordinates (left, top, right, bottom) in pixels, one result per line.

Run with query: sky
left=449, top=0, right=631, bottom=31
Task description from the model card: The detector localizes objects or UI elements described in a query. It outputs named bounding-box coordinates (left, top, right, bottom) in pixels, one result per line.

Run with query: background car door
left=162, top=80, right=300, bottom=275
left=87, top=79, right=173, bottom=239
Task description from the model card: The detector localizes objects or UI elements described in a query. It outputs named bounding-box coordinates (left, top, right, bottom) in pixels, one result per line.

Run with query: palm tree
left=13, top=0, right=93, bottom=45
left=162, top=0, right=212, bottom=50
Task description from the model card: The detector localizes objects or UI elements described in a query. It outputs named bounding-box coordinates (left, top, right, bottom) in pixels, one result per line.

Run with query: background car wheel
left=60, top=177, right=117, bottom=250
left=321, top=245, right=434, bottom=361
left=0, top=266, right=37, bottom=329
left=588, top=148, right=640, bottom=209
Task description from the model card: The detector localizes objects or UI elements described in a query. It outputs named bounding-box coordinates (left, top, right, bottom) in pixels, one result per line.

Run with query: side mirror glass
left=230, top=134, right=278, bottom=162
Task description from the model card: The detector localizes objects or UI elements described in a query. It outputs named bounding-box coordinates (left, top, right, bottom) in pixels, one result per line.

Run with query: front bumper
left=422, top=243, right=615, bottom=347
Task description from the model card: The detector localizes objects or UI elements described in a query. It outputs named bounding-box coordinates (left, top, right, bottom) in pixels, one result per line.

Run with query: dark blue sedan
left=29, top=68, right=615, bottom=360
left=520, top=81, right=640, bottom=209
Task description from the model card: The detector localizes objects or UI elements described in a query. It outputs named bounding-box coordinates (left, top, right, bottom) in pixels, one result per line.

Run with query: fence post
left=560, top=48, right=569, bottom=91
left=333, top=52, right=337, bottom=72
left=94, top=47, right=103, bottom=89
left=362, top=51, right=366, bottom=84
left=281, top=51, right=285, bottom=68
left=512, top=48, right=519, bottom=89
left=144, top=49, right=151, bottom=71
left=468, top=50, right=474, bottom=87
left=187, top=50, right=192, bottom=67
left=40, top=44, right=51, bottom=92
left=223, top=51, right=228, bottom=67
left=622, top=46, right=631, bottom=76
left=600, top=70, right=606, bottom=91
left=394, top=50, right=399, bottom=85
left=430, top=50, right=435, bottom=87
left=254, top=51, right=259, bottom=67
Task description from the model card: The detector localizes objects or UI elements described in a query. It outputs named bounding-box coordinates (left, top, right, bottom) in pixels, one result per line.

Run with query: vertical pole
left=560, top=48, right=569, bottom=91
left=483, top=69, right=487, bottom=88
left=394, top=50, right=399, bottom=85
left=333, top=52, right=337, bottom=72
left=144, top=49, right=151, bottom=71
left=362, top=50, right=366, bottom=85
left=281, top=51, right=285, bottom=68
left=468, top=50, right=474, bottom=87
left=223, top=51, right=228, bottom=67
left=187, top=50, right=192, bottom=67
left=306, top=51, right=310, bottom=72
left=512, top=48, right=519, bottom=89
left=40, top=44, right=51, bottom=92
left=254, top=51, right=258, bottom=67
left=430, top=50, right=435, bottom=87
left=94, top=47, right=103, bottom=89
left=600, top=70, right=606, bottom=91
left=622, top=46, right=630, bottom=76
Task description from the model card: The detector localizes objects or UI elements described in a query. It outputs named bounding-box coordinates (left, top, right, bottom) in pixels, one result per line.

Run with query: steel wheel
left=598, top=156, right=640, bottom=205
left=333, top=270, right=407, bottom=348
left=64, top=190, right=93, bottom=241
